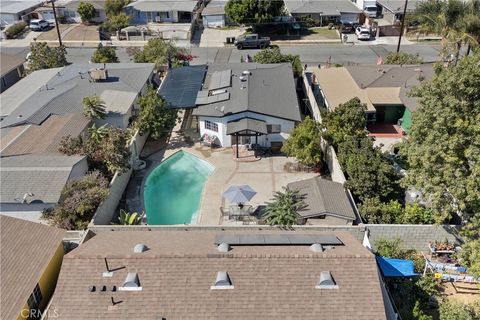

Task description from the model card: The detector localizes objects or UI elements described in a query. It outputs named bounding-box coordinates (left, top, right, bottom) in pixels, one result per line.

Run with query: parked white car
left=29, top=19, right=49, bottom=31
left=355, top=27, right=371, bottom=40
left=364, top=6, right=378, bottom=18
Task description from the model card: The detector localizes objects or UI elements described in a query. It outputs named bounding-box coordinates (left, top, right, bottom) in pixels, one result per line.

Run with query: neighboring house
left=159, top=63, right=301, bottom=149
left=201, top=0, right=227, bottom=28
left=0, top=0, right=43, bottom=27
left=56, top=0, right=107, bottom=23
left=0, top=52, right=25, bottom=92
left=377, top=0, right=419, bottom=25
left=127, top=0, right=200, bottom=24
left=283, top=0, right=362, bottom=25
left=287, top=177, right=359, bottom=225
left=48, top=229, right=390, bottom=319
left=314, top=64, right=433, bottom=133
left=0, top=215, right=66, bottom=320
left=0, top=63, right=155, bottom=130
left=32, top=5, right=66, bottom=23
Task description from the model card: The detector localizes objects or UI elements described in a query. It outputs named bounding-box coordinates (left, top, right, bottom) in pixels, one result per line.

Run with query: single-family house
left=0, top=52, right=25, bottom=92
left=127, top=0, right=199, bottom=24
left=0, top=0, right=43, bottom=27
left=377, top=0, right=419, bottom=25
left=0, top=63, right=156, bottom=129
left=159, top=63, right=301, bottom=149
left=56, top=0, right=107, bottom=23
left=314, top=64, right=434, bottom=133
left=0, top=215, right=66, bottom=320
left=47, top=228, right=390, bottom=319
left=287, top=177, right=359, bottom=225
left=283, top=0, right=362, bottom=25
left=201, top=0, right=227, bottom=28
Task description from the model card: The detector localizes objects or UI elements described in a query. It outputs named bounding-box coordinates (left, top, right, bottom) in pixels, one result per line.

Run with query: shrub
left=90, top=43, right=119, bottom=63
left=384, top=52, right=423, bottom=65
left=5, top=21, right=27, bottom=39
left=78, top=1, right=96, bottom=22
left=282, top=116, right=323, bottom=167
left=42, top=171, right=109, bottom=230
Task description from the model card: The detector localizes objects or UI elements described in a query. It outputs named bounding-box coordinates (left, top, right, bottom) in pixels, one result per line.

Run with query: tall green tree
left=77, top=1, right=97, bottom=22
left=253, top=47, right=302, bottom=77
left=412, top=0, right=479, bottom=63
left=108, top=12, right=130, bottom=30
left=281, top=116, right=323, bottom=167
left=41, top=171, right=109, bottom=230
left=338, top=136, right=401, bottom=202
left=90, top=43, right=119, bottom=63
left=134, top=39, right=188, bottom=70
left=225, top=0, right=284, bottom=24
left=321, top=97, right=367, bottom=148
left=135, top=87, right=178, bottom=139
left=264, top=187, right=305, bottom=228
left=105, top=0, right=129, bottom=16
left=401, top=52, right=480, bottom=222
left=82, top=95, right=107, bottom=119
left=26, top=42, right=67, bottom=74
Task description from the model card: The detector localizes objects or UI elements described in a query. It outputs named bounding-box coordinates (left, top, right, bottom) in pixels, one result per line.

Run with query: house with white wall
left=159, top=63, right=302, bottom=149
left=283, top=0, right=362, bottom=25
left=194, top=63, right=301, bottom=148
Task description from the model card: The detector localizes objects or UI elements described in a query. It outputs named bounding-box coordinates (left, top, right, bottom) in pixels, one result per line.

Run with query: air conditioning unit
left=89, top=68, right=108, bottom=81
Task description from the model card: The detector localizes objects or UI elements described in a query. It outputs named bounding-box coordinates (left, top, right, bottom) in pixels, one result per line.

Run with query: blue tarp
left=376, top=256, right=419, bottom=277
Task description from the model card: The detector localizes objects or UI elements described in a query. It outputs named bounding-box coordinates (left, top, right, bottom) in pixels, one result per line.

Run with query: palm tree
left=88, top=123, right=109, bottom=143
left=264, top=187, right=306, bottom=228
left=82, top=94, right=106, bottom=120
left=412, top=0, right=477, bottom=64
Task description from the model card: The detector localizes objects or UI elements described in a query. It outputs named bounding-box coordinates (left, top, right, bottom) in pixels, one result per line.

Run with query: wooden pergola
left=226, top=118, right=268, bottom=158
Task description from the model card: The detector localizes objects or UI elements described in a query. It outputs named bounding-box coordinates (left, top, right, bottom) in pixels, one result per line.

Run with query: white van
left=364, top=6, right=378, bottom=18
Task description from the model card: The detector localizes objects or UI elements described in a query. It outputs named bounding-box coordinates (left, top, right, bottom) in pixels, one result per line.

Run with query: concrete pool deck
left=127, top=112, right=318, bottom=226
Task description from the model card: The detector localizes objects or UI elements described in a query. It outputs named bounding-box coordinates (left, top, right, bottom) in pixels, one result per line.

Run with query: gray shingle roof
left=0, top=0, right=43, bottom=14
left=192, top=63, right=301, bottom=122
left=377, top=0, right=419, bottom=13
left=287, top=177, right=357, bottom=221
left=0, top=154, right=86, bottom=204
left=202, top=0, right=226, bottom=15
left=49, top=229, right=387, bottom=319
left=0, top=63, right=154, bottom=128
left=0, top=52, right=25, bottom=77
left=284, top=0, right=361, bottom=15
left=226, top=117, right=267, bottom=134
left=127, top=0, right=198, bottom=12
left=158, top=65, right=207, bottom=108
left=0, top=215, right=66, bottom=320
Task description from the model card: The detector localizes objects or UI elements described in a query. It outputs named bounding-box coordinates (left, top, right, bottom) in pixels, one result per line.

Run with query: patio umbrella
left=222, top=185, right=257, bottom=204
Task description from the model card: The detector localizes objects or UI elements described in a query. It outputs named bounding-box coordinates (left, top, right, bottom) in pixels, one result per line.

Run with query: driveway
left=199, top=27, right=246, bottom=47
left=34, top=24, right=99, bottom=42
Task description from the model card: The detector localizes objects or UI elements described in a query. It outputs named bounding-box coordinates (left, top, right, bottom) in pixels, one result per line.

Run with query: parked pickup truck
left=234, top=34, right=270, bottom=49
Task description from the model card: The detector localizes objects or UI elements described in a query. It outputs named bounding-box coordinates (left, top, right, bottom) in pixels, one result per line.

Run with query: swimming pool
left=143, top=151, right=214, bottom=225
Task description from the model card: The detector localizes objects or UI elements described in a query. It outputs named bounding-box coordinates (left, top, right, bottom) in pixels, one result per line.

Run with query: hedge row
left=5, top=21, right=27, bottom=39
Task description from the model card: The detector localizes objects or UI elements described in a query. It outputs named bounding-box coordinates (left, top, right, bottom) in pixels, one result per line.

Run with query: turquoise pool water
left=144, top=151, right=214, bottom=225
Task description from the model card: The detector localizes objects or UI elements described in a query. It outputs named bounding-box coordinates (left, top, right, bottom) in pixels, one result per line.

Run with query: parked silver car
left=29, top=19, right=49, bottom=31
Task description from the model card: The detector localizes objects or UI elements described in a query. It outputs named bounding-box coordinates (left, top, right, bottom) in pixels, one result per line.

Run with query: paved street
left=1, top=42, right=444, bottom=66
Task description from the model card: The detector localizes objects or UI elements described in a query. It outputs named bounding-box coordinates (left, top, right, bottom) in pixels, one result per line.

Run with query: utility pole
left=396, top=0, right=408, bottom=53
left=46, top=0, right=62, bottom=46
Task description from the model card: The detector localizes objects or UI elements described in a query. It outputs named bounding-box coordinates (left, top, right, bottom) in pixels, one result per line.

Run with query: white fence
left=303, top=72, right=346, bottom=184
left=90, top=130, right=148, bottom=225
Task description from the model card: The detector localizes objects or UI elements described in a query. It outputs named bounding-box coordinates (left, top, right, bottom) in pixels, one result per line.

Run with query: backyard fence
left=90, top=130, right=148, bottom=225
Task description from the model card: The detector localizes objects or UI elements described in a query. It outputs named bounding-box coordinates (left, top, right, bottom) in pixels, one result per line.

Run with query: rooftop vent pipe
left=211, top=271, right=234, bottom=289
left=315, top=271, right=338, bottom=289
left=310, top=243, right=323, bottom=253
left=119, top=272, right=142, bottom=291
left=133, top=244, right=149, bottom=253
left=217, top=243, right=230, bottom=253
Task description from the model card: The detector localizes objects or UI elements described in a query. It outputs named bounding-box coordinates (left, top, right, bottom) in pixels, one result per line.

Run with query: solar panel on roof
left=214, top=234, right=343, bottom=246
left=208, top=69, right=232, bottom=90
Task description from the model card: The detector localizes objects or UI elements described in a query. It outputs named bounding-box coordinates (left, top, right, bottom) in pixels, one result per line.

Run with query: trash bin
left=226, top=37, right=231, bottom=44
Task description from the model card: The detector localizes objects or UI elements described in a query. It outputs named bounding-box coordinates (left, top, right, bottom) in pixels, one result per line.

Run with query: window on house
left=27, top=284, right=42, bottom=310
left=205, top=120, right=218, bottom=132
left=159, top=11, right=169, bottom=19
left=267, top=124, right=281, bottom=133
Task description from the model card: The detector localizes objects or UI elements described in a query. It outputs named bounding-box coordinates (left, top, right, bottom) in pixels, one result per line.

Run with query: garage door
left=340, top=13, right=359, bottom=23
left=203, top=14, right=225, bottom=28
